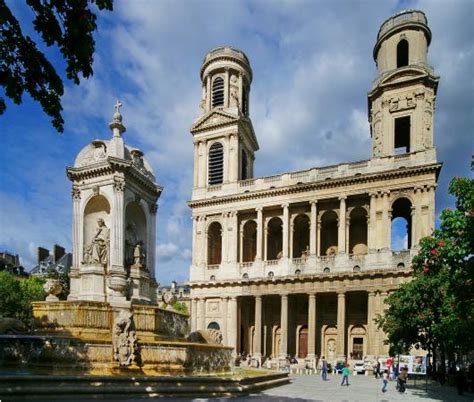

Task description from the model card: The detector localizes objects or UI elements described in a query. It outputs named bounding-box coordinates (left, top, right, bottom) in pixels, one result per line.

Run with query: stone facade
left=188, top=10, right=441, bottom=366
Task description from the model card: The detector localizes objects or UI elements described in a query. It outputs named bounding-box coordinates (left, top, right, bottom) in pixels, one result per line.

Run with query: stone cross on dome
left=109, top=99, right=126, bottom=137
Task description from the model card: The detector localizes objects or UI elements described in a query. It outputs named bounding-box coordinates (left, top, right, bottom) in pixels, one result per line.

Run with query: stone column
left=256, top=208, right=263, bottom=261
left=206, top=76, right=211, bottom=111
left=224, top=68, right=230, bottom=108
left=228, top=296, right=238, bottom=353
left=368, top=193, right=377, bottom=251
left=383, top=191, right=391, bottom=250
left=366, top=291, right=375, bottom=355
left=191, top=217, right=197, bottom=265
left=148, top=203, right=157, bottom=280
left=221, top=213, right=228, bottom=263
left=338, top=196, right=346, bottom=254
left=238, top=73, right=243, bottom=113
left=198, top=298, right=206, bottom=330
left=111, top=178, right=125, bottom=268
left=280, top=294, right=289, bottom=358
left=198, top=141, right=207, bottom=188
left=310, top=201, right=317, bottom=255
left=282, top=204, right=290, bottom=258
left=254, top=295, right=263, bottom=360
left=239, top=222, right=244, bottom=263
left=336, top=292, right=346, bottom=358
left=71, top=187, right=82, bottom=269
left=316, top=216, right=322, bottom=257
left=191, top=298, right=197, bottom=332
left=378, top=291, right=389, bottom=355
left=264, top=218, right=269, bottom=261
left=193, top=142, right=199, bottom=188
left=229, top=211, right=239, bottom=264
left=228, top=133, right=238, bottom=183
left=412, top=187, right=421, bottom=245
left=221, top=297, right=228, bottom=345
left=307, top=292, right=317, bottom=358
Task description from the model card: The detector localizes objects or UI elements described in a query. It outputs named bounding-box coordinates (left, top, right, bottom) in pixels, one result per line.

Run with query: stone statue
left=83, top=218, right=110, bottom=265
left=229, top=75, right=239, bottom=108
left=133, top=241, right=146, bottom=267
left=327, top=338, right=336, bottom=360
left=112, top=310, right=137, bottom=366
left=125, top=223, right=138, bottom=266
left=187, top=329, right=223, bottom=345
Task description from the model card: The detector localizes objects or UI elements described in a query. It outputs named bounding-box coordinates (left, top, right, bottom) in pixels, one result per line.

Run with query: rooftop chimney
left=37, top=247, right=49, bottom=264
left=53, top=244, right=65, bottom=262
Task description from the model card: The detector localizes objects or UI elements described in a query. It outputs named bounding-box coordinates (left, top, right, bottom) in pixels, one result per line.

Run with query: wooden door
left=298, top=327, right=308, bottom=358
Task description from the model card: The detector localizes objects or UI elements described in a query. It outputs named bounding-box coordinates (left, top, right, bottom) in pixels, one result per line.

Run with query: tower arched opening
left=211, top=76, right=224, bottom=108
left=397, top=39, right=409, bottom=68
left=208, top=142, right=224, bottom=185
left=391, top=198, right=412, bottom=251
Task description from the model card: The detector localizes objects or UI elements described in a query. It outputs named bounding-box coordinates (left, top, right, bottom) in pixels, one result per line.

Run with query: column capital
left=368, top=291, right=376, bottom=297
left=369, top=191, right=378, bottom=198
left=337, top=292, right=346, bottom=298
left=282, top=203, right=289, bottom=209
left=338, top=195, right=347, bottom=202
left=308, top=291, right=317, bottom=298
left=310, top=199, right=318, bottom=206
left=256, top=207, right=263, bottom=213
left=255, top=294, right=262, bottom=301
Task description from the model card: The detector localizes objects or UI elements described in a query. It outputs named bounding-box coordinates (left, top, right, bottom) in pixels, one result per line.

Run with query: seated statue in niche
left=132, top=241, right=146, bottom=269
left=83, top=218, right=110, bottom=265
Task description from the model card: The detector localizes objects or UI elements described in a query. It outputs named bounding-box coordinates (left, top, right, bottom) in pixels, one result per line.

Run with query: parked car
left=354, top=360, right=366, bottom=374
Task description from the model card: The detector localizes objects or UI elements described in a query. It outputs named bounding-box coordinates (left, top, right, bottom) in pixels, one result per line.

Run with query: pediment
left=191, top=110, right=239, bottom=133
left=378, top=66, right=434, bottom=87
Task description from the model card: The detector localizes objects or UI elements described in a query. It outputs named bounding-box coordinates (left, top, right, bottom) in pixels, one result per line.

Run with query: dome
left=74, top=140, right=155, bottom=181
left=200, top=46, right=252, bottom=82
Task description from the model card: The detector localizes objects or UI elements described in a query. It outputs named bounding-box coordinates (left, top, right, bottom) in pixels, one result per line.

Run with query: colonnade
left=190, top=290, right=390, bottom=361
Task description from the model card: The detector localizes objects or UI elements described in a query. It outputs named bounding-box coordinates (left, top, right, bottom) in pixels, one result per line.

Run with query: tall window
left=241, top=149, right=248, bottom=180
left=397, top=39, right=409, bottom=68
left=212, top=77, right=224, bottom=108
left=394, top=116, right=410, bottom=154
left=242, top=88, right=248, bottom=116
left=208, top=142, right=224, bottom=185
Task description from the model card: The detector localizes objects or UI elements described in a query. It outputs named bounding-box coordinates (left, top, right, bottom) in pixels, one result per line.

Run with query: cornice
left=189, top=267, right=413, bottom=289
left=188, top=162, right=442, bottom=208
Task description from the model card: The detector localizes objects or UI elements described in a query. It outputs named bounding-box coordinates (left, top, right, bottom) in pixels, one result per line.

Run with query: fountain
left=0, top=103, right=289, bottom=398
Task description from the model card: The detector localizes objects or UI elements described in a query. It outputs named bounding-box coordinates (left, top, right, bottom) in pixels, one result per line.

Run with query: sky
left=1, top=0, right=473, bottom=285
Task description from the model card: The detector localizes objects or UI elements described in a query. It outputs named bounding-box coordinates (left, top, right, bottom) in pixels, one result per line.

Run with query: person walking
left=381, top=369, right=389, bottom=393
left=341, top=364, right=350, bottom=386
left=321, top=356, right=328, bottom=381
left=397, top=366, right=408, bottom=393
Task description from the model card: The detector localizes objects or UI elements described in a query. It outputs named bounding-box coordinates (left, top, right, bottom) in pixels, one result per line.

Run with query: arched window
left=208, top=142, right=224, bottom=185
left=207, top=321, right=220, bottom=330
left=349, top=207, right=368, bottom=255
left=242, top=220, right=257, bottom=262
left=391, top=198, right=412, bottom=250
left=320, top=211, right=338, bottom=256
left=212, top=77, right=224, bottom=108
left=292, top=214, right=310, bottom=258
left=397, top=39, right=409, bottom=68
left=207, top=221, right=222, bottom=265
left=266, top=217, right=283, bottom=260
left=241, top=149, right=248, bottom=180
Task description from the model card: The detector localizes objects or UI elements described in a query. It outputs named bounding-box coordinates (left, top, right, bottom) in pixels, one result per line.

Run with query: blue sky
left=1, top=0, right=473, bottom=285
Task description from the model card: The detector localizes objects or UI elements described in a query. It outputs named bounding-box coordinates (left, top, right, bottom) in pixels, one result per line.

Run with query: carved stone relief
left=112, top=310, right=137, bottom=366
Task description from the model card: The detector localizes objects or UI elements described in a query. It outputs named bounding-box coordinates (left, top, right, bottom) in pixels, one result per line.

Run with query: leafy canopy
left=0, top=0, right=113, bottom=132
left=377, top=177, right=474, bottom=357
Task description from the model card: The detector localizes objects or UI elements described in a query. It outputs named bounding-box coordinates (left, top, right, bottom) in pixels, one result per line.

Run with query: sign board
left=398, top=355, right=427, bottom=375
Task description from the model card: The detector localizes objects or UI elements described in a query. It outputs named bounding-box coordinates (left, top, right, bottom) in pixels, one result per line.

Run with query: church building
left=187, top=10, right=441, bottom=366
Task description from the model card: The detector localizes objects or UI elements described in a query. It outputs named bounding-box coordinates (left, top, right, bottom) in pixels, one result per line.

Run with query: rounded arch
left=211, top=76, right=224, bottom=108
left=391, top=197, right=412, bottom=250
left=208, top=142, right=224, bottom=185
left=320, top=210, right=338, bottom=256
left=207, top=221, right=222, bottom=265
left=397, top=39, right=409, bottom=68
left=292, top=214, right=310, bottom=258
left=125, top=201, right=147, bottom=267
left=323, top=267, right=331, bottom=274
left=266, top=217, right=283, bottom=260
left=297, top=325, right=308, bottom=358
left=242, top=220, right=257, bottom=262
left=207, top=321, right=220, bottom=331
left=348, top=325, right=367, bottom=360
left=83, top=195, right=111, bottom=264
left=349, top=207, right=368, bottom=255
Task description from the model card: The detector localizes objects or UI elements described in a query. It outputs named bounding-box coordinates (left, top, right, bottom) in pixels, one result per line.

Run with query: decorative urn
left=43, top=279, right=63, bottom=302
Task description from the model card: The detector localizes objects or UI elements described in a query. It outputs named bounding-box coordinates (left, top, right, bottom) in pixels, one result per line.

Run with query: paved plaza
left=16, top=373, right=472, bottom=402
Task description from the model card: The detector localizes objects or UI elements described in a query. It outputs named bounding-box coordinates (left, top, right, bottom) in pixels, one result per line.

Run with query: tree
left=0, top=0, right=113, bottom=132
left=376, top=177, right=474, bottom=370
left=0, top=271, right=45, bottom=325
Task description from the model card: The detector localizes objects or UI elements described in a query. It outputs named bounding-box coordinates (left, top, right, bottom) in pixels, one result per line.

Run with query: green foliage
left=171, top=301, right=189, bottom=315
left=377, top=177, right=474, bottom=358
left=0, top=271, right=45, bottom=324
left=0, top=0, right=113, bottom=132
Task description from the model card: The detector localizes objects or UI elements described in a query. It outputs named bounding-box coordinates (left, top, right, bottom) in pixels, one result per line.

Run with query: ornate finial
left=109, top=99, right=126, bottom=137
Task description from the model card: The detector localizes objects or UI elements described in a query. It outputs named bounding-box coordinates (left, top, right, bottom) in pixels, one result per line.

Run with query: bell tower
left=368, top=10, right=439, bottom=160
left=191, top=47, right=259, bottom=191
